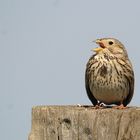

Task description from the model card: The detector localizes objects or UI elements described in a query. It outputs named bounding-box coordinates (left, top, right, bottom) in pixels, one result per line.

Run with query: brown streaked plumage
left=85, top=38, right=134, bottom=108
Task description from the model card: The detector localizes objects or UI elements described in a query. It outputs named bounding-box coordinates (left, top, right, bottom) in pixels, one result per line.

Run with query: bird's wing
left=121, top=59, right=134, bottom=106
left=85, top=55, right=97, bottom=105
left=123, top=71, right=134, bottom=106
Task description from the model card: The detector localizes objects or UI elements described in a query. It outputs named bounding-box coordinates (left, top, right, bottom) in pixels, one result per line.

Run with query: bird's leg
left=113, top=103, right=127, bottom=109
left=95, top=101, right=105, bottom=109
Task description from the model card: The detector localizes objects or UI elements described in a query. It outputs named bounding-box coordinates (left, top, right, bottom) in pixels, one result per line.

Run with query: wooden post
left=28, top=106, right=140, bottom=140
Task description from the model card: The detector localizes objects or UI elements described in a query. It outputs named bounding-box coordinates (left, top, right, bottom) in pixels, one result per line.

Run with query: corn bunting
left=85, top=38, right=134, bottom=109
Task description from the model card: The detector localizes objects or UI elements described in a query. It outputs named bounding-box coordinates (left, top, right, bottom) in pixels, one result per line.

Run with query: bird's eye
left=108, top=41, right=113, bottom=45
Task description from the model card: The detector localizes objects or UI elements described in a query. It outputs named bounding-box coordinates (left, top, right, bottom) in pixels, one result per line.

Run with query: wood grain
left=28, top=106, right=140, bottom=140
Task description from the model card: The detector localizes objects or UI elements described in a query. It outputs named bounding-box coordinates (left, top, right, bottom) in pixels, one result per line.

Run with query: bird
left=85, top=38, right=134, bottom=109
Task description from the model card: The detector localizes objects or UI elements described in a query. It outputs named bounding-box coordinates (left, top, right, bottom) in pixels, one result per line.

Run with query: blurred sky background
left=0, top=0, right=140, bottom=140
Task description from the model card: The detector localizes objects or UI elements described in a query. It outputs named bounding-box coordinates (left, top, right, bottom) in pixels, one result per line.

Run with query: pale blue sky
left=0, top=0, right=140, bottom=140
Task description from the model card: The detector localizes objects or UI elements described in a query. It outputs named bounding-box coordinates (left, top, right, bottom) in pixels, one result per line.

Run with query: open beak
left=92, top=39, right=105, bottom=53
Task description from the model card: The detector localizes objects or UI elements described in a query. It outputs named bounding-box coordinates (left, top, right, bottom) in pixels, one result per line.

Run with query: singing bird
left=85, top=38, right=134, bottom=109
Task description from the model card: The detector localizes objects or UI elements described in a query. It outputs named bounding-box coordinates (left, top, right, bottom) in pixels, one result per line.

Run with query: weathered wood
left=28, top=106, right=140, bottom=140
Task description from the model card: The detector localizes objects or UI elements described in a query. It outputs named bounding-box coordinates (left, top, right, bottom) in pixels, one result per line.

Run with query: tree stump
left=28, top=105, right=140, bottom=140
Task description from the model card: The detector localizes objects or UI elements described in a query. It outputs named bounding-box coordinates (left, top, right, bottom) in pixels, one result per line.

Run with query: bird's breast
left=89, top=57, right=129, bottom=104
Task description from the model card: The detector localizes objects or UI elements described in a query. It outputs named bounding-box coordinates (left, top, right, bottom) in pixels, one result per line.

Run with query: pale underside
left=90, top=54, right=129, bottom=104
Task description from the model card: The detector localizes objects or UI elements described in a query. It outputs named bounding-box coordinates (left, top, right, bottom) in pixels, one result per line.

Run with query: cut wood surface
left=28, top=105, right=140, bottom=140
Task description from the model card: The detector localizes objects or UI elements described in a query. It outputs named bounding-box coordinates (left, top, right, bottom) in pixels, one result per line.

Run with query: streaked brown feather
left=85, top=38, right=134, bottom=107
left=85, top=54, right=98, bottom=105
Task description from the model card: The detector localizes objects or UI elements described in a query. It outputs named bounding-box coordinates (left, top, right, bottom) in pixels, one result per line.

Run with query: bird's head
left=93, top=38, right=128, bottom=58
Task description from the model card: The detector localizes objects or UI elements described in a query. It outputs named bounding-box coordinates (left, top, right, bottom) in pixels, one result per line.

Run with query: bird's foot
left=94, top=102, right=106, bottom=109
left=113, top=104, right=127, bottom=109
